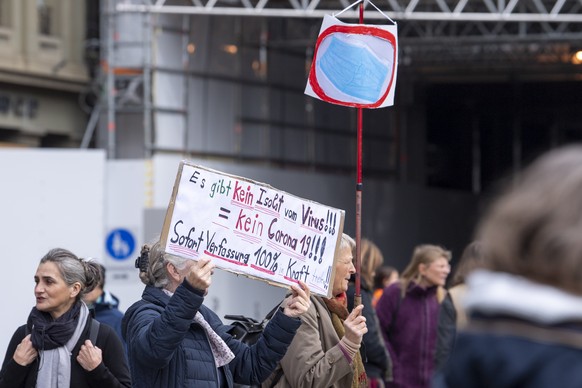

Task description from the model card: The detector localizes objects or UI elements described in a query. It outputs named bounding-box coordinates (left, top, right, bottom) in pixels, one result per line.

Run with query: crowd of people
left=2, top=144, right=582, bottom=387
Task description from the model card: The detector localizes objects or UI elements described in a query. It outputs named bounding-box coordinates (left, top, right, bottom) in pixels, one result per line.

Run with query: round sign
left=106, top=228, right=136, bottom=261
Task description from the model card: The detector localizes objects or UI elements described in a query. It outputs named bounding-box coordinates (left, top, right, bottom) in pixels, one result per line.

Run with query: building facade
left=0, top=0, right=89, bottom=148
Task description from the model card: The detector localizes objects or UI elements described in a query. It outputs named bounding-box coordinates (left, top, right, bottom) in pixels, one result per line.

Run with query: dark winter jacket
left=433, top=293, right=456, bottom=371
left=376, top=282, right=440, bottom=388
left=94, top=290, right=125, bottom=344
left=347, top=278, right=391, bottom=380
left=433, top=270, right=582, bottom=388
left=433, top=318, right=582, bottom=388
left=121, top=280, right=301, bottom=388
left=0, top=317, right=131, bottom=388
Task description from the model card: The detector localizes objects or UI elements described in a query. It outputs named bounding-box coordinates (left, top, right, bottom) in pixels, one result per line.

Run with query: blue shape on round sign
left=106, top=228, right=135, bottom=261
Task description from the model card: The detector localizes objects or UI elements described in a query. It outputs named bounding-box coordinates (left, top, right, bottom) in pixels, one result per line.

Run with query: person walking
left=376, top=244, right=451, bottom=388
left=0, top=248, right=131, bottom=388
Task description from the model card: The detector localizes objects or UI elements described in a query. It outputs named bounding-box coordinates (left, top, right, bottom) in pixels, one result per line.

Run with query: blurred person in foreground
left=122, top=240, right=310, bottom=388
left=376, top=244, right=451, bottom=388
left=262, top=233, right=368, bottom=388
left=347, top=239, right=392, bottom=387
left=83, top=261, right=125, bottom=344
left=434, top=145, right=582, bottom=388
left=434, top=241, right=484, bottom=371
left=0, top=248, right=131, bottom=387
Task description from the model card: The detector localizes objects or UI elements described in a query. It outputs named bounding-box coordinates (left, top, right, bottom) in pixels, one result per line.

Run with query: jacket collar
left=142, top=285, right=171, bottom=307
left=465, top=270, right=582, bottom=324
left=407, top=281, right=437, bottom=297
left=95, top=290, right=120, bottom=310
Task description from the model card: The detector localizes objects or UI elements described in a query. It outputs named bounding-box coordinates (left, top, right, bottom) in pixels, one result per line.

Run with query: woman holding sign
left=122, top=240, right=310, bottom=388
left=0, top=248, right=131, bottom=388
left=262, top=233, right=369, bottom=388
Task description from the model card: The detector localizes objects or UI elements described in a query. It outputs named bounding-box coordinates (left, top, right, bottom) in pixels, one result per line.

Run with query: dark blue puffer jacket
left=94, top=291, right=125, bottom=344
left=121, top=280, right=301, bottom=388
left=433, top=320, right=582, bottom=388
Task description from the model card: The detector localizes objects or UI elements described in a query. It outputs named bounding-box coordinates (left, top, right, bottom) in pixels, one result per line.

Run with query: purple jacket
left=376, top=282, right=440, bottom=388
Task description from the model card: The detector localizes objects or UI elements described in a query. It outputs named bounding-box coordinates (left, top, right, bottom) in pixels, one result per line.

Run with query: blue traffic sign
left=106, top=228, right=135, bottom=261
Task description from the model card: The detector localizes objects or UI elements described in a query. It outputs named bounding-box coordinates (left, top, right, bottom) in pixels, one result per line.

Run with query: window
left=37, top=0, right=59, bottom=36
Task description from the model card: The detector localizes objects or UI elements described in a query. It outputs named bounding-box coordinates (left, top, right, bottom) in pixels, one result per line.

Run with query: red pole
left=354, top=0, right=365, bottom=308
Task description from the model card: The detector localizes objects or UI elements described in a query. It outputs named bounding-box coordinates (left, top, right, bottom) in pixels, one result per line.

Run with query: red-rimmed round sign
left=305, top=15, right=398, bottom=109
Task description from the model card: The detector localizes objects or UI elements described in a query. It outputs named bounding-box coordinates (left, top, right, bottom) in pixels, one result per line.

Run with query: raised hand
left=283, top=281, right=311, bottom=318
left=77, top=339, right=103, bottom=371
left=342, top=304, right=367, bottom=345
left=186, top=257, right=215, bottom=292
left=13, top=334, right=37, bottom=366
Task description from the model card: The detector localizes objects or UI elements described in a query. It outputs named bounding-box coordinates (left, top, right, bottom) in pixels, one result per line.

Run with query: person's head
left=450, top=241, right=485, bottom=287
left=34, top=248, right=100, bottom=319
left=400, top=244, right=451, bottom=295
left=83, top=262, right=106, bottom=306
left=136, top=240, right=194, bottom=292
left=332, top=233, right=356, bottom=296
left=357, top=238, right=385, bottom=287
left=476, top=145, right=582, bottom=295
left=373, top=266, right=399, bottom=291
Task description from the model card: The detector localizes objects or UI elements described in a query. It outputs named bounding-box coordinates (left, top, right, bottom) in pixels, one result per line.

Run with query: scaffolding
left=94, top=0, right=582, bottom=173
left=117, top=0, right=582, bottom=23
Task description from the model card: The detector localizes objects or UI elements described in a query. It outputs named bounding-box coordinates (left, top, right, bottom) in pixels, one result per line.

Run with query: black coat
left=347, top=279, right=391, bottom=380
left=0, top=317, right=131, bottom=388
left=434, top=293, right=456, bottom=371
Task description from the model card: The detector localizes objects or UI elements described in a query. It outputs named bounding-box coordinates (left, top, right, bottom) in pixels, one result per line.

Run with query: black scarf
left=27, top=301, right=82, bottom=351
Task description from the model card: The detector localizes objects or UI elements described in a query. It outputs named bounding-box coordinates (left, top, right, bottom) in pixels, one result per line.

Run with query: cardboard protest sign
left=305, top=14, right=398, bottom=108
left=160, top=162, right=345, bottom=298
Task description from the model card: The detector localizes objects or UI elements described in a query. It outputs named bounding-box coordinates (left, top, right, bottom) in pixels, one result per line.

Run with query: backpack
left=224, top=303, right=280, bottom=345
left=224, top=303, right=284, bottom=388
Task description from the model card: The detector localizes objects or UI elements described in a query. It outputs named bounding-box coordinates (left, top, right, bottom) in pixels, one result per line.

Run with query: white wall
left=102, top=160, right=148, bottom=312
left=0, top=149, right=105, bottom=356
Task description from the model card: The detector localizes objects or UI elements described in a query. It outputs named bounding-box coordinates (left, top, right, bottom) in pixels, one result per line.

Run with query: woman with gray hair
left=434, top=145, right=582, bottom=387
left=0, top=248, right=131, bottom=387
left=261, top=233, right=369, bottom=388
left=122, top=240, right=311, bottom=388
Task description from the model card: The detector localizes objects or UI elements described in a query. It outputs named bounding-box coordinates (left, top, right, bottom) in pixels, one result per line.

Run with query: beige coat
left=262, top=296, right=354, bottom=388
left=449, top=284, right=468, bottom=328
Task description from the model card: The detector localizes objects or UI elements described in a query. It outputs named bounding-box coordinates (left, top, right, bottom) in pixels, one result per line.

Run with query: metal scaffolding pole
left=106, top=0, right=116, bottom=159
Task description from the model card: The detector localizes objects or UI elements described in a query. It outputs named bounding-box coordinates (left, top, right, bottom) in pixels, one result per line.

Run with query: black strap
left=268, top=367, right=285, bottom=388
left=264, top=302, right=282, bottom=322
left=89, top=318, right=100, bottom=344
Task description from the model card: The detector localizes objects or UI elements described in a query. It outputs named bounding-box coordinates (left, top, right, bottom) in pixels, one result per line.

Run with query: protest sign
left=160, top=162, right=345, bottom=297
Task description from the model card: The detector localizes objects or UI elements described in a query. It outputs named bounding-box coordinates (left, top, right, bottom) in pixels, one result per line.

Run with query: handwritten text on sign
left=160, top=163, right=345, bottom=297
